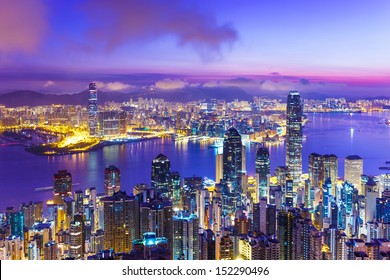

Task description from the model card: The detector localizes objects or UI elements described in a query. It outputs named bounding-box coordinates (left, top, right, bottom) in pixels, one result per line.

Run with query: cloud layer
left=0, top=0, right=47, bottom=53
left=81, top=0, right=238, bottom=59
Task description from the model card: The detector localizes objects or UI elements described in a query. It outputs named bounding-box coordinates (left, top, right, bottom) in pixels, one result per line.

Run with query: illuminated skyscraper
left=345, top=155, right=363, bottom=192
left=151, top=154, right=171, bottom=200
left=222, top=127, right=243, bottom=195
left=216, top=152, right=223, bottom=184
left=308, top=153, right=322, bottom=188
left=104, top=165, right=121, bottom=196
left=286, top=90, right=303, bottom=186
left=88, top=82, right=98, bottom=137
left=256, top=147, right=270, bottom=198
left=102, top=191, right=139, bottom=253
left=321, top=154, right=338, bottom=192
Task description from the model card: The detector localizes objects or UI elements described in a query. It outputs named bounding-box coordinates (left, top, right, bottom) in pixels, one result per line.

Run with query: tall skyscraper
left=321, top=154, right=338, bottom=192
left=222, top=127, right=243, bottom=194
left=88, top=82, right=98, bottom=137
left=308, top=153, right=322, bottom=188
left=286, top=90, right=303, bottom=186
left=256, top=147, right=270, bottom=198
left=104, top=165, right=121, bottom=196
left=151, top=154, right=171, bottom=200
left=53, top=170, right=72, bottom=202
left=345, top=155, right=363, bottom=192
left=102, top=191, right=139, bottom=253
left=69, top=221, right=83, bottom=259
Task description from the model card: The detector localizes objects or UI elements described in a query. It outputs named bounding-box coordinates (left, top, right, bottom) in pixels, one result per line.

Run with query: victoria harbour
left=1, top=112, right=389, bottom=211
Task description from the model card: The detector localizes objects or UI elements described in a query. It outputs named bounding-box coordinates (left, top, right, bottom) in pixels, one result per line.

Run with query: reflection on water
left=0, top=112, right=389, bottom=210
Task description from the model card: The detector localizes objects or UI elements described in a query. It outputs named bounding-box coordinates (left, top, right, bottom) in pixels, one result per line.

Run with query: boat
left=386, top=119, right=390, bottom=126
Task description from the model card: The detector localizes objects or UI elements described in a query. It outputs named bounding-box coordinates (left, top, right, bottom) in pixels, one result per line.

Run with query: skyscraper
left=345, top=155, right=363, bottom=192
left=256, top=147, right=270, bottom=198
left=286, top=90, right=303, bottom=186
left=53, top=170, right=72, bottom=202
left=222, top=127, right=243, bottom=194
left=88, top=82, right=98, bottom=137
left=151, top=154, right=171, bottom=200
left=69, top=221, right=83, bottom=259
left=104, top=165, right=121, bottom=196
left=308, top=153, right=322, bottom=188
left=102, top=191, right=139, bottom=253
left=321, top=154, right=338, bottom=192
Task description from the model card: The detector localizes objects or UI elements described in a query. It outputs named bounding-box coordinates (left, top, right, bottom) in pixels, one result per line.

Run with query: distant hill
left=0, top=86, right=253, bottom=107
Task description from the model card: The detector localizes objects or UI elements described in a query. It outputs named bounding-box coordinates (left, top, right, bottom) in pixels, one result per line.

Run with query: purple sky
left=0, top=0, right=390, bottom=97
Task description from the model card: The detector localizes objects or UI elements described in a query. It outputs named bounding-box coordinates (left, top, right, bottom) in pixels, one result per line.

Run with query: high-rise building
left=345, top=155, right=363, bottom=193
left=321, top=154, right=338, bottom=192
left=256, top=147, right=270, bottom=198
left=88, top=82, right=98, bottom=137
left=102, top=191, right=139, bottom=253
left=53, top=170, right=72, bottom=199
left=216, top=152, right=223, bottom=184
left=104, top=165, right=121, bottom=196
left=220, top=235, right=234, bottom=260
left=172, top=211, right=199, bottom=260
left=199, top=229, right=216, bottom=260
left=151, top=154, right=171, bottom=200
left=171, top=171, right=182, bottom=210
left=222, top=127, right=243, bottom=197
left=308, top=153, right=322, bottom=188
left=98, top=111, right=127, bottom=136
left=286, top=90, right=303, bottom=186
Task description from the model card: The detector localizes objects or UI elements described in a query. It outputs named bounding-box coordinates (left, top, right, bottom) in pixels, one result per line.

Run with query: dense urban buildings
left=0, top=87, right=390, bottom=261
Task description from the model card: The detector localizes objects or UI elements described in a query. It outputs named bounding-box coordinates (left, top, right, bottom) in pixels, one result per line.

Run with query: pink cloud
left=81, top=0, right=238, bottom=59
left=0, top=0, right=48, bottom=53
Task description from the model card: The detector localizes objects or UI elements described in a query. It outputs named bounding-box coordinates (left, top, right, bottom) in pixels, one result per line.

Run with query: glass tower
left=286, top=90, right=303, bottom=186
left=256, top=147, right=270, bottom=198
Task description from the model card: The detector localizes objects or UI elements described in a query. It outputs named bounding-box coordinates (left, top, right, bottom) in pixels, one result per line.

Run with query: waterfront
left=0, top=112, right=389, bottom=210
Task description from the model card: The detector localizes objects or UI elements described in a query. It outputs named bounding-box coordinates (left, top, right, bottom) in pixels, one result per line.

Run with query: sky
left=0, top=0, right=390, bottom=97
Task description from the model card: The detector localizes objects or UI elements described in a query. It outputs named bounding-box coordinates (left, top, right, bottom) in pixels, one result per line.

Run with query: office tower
left=321, top=154, right=338, bottom=192
left=171, top=171, right=182, bottom=210
left=216, top=152, right=223, bottom=184
left=151, top=153, right=171, bottom=200
left=53, top=170, right=72, bottom=200
left=128, top=232, right=171, bottom=260
left=172, top=211, right=199, bottom=260
left=104, top=165, right=121, bottom=196
left=69, top=221, right=83, bottom=259
left=222, top=127, right=243, bottom=193
left=345, top=155, right=363, bottom=193
left=88, top=82, right=98, bottom=137
left=256, top=147, right=270, bottom=198
left=220, top=235, right=234, bottom=260
left=102, top=191, right=139, bottom=253
left=308, top=153, right=322, bottom=188
left=285, top=90, right=303, bottom=186
left=376, top=196, right=390, bottom=223
left=10, top=211, right=24, bottom=239
left=322, top=178, right=332, bottom=219
left=199, top=229, right=216, bottom=260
